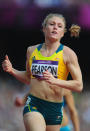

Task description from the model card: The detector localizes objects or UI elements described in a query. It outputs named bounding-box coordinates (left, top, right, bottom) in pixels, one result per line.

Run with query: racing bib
left=31, top=60, right=58, bottom=78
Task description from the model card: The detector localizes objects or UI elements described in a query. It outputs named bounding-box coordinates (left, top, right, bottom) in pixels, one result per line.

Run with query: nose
left=53, top=24, right=58, bottom=30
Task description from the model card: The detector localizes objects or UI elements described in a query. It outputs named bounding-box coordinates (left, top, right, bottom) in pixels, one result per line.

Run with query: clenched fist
left=2, top=55, right=13, bottom=73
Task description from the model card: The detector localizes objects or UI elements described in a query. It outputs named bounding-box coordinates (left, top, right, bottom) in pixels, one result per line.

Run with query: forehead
left=47, top=16, right=64, bottom=25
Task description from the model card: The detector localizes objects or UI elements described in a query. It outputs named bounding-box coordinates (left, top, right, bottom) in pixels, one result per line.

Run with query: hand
left=2, top=55, right=13, bottom=73
left=43, top=70, right=56, bottom=84
left=15, top=97, right=24, bottom=107
left=43, top=70, right=62, bottom=94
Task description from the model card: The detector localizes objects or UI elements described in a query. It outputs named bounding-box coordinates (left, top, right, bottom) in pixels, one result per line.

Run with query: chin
left=50, top=37, right=58, bottom=41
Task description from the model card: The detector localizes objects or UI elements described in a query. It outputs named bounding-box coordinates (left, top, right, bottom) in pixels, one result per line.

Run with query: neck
left=44, top=39, right=61, bottom=51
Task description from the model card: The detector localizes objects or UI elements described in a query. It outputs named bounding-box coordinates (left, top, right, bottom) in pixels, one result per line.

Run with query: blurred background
left=0, top=0, right=90, bottom=131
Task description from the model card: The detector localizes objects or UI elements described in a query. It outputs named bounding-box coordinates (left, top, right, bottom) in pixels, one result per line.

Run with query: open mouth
left=51, top=31, right=58, bottom=34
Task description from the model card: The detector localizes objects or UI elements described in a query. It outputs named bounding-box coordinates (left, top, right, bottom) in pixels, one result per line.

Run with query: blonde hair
left=42, top=13, right=81, bottom=37
left=69, top=24, right=81, bottom=37
left=42, top=13, right=67, bottom=32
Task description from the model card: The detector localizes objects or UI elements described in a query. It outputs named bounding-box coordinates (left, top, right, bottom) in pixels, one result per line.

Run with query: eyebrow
left=49, top=21, right=63, bottom=25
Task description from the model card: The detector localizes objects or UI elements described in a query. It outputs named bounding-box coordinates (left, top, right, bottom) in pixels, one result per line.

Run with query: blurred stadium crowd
left=0, top=0, right=90, bottom=30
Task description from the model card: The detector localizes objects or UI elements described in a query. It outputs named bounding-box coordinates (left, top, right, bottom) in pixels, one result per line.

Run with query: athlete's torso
left=28, top=43, right=69, bottom=102
left=29, top=43, right=69, bottom=79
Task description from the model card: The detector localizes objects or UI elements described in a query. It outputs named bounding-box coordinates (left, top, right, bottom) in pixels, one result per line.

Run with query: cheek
left=45, top=28, right=51, bottom=35
left=59, top=30, right=64, bottom=37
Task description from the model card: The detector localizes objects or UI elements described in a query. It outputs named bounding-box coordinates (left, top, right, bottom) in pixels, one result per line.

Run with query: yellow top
left=29, top=44, right=69, bottom=80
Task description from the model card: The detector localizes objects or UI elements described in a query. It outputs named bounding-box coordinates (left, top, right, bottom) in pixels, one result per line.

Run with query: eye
left=50, top=23, right=54, bottom=25
left=58, top=25, right=62, bottom=28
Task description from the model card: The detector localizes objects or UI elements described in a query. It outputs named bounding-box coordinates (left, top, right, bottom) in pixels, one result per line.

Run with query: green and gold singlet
left=29, top=43, right=69, bottom=80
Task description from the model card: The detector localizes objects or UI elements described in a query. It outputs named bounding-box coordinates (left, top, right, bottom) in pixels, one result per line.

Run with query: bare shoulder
left=27, top=44, right=39, bottom=54
left=26, top=44, right=40, bottom=59
left=63, top=45, right=78, bottom=64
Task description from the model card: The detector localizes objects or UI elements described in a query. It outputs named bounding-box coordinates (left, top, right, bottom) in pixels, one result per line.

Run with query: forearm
left=53, top=79, right=83, bottom=92
left=9, top=68, right=30, bottom=85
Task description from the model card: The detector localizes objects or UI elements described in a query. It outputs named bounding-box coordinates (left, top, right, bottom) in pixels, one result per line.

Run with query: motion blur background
left=0, top=0, right=90, bottom=131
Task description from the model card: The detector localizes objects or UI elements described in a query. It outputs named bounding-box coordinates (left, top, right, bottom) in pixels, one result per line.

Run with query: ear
left=42, top=27, right=45, bottom=33
left=42, top=27, right=46, bottom=36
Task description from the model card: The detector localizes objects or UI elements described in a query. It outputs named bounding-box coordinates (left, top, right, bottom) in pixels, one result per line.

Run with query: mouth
left=51, top=31, right=58, bottom=34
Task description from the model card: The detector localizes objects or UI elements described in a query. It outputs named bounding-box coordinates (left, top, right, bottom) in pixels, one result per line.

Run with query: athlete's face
left=43, top=16, right=65, bottom=41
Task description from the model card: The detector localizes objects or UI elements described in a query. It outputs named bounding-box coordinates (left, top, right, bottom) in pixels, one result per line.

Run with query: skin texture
left=2, top=15, right=83, bottom=131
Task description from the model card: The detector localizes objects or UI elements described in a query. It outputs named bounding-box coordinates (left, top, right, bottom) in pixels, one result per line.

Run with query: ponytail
left=69, top=24, right=81, bottom=37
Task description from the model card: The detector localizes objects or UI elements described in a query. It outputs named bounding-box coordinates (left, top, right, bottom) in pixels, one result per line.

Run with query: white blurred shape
left=82, top=107, right=90, bottom=123
left=34, top=0, right=61, bottom=7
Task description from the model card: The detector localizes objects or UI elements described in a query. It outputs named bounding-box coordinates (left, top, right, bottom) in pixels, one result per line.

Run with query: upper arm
left=63, top=46, right=83, bottom=84
left=26, top=44, right=39, bottom=77
left=25, top=47, right=31, bottom=78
